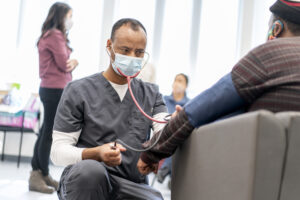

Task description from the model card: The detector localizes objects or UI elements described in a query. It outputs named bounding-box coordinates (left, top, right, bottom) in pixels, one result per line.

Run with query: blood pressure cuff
left=184, top=73, right=246, bottom=128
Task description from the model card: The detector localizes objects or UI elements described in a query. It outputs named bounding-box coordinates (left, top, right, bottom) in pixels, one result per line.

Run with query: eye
left=135, top=50, right=145, bottom=57
left=121, top=48, right=129, bottom=54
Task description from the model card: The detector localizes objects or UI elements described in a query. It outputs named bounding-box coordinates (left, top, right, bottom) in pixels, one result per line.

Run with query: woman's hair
left=37, top=2, right=72, bottom=48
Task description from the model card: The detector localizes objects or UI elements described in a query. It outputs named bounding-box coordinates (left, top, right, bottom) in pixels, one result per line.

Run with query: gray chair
left=276, top=112, right=300, bottom=200
left=172, top=110, right=286, bottom=200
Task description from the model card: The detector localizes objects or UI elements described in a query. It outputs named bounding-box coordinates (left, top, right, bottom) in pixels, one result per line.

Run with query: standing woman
left=29, top=2, right=78, bottom=194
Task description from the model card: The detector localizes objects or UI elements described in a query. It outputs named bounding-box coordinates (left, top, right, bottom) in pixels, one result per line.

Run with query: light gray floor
left=0, top=160, right=170, bottom=200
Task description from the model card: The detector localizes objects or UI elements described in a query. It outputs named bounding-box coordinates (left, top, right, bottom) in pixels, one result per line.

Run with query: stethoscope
left=113, top=64, right=171, bottom=152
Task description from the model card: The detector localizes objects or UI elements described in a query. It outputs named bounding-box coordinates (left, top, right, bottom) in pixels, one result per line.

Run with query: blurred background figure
left=157, top=73, right=190, bottom=189
left=29, top=2, right=78, bottom=194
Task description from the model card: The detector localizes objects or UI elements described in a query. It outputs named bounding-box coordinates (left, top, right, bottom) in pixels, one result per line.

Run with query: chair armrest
left=172, top=110, right=286, bottom=200
left=275, top=112, right=300, bottom=200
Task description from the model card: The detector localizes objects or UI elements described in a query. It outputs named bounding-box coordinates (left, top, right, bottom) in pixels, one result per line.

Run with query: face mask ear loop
left=107, top=44, right=119, bottom=64
left=140, top=52, right=150, bottom=71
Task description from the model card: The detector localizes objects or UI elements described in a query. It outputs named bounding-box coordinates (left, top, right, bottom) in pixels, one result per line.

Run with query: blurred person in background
left=29, top=2, right=78, bottom=194
left=157, top=73, right=189, bottom=189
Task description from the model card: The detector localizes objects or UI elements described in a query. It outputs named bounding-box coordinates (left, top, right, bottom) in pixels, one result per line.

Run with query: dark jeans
left=31, top=87, right=63, bottom=176
left=58, top=160, right=164, bottom=200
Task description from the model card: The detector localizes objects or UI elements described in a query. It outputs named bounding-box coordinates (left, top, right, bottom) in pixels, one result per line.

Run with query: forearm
left=82, top=147, right=101, bottom=161
left=140, top=109, right=194, bottom=164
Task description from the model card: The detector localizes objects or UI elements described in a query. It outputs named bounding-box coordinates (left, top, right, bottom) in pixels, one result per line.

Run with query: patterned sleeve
left=231, top=48, right=268, bottom=104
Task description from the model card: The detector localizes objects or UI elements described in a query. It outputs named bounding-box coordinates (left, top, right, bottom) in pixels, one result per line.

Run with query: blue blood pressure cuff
left=184, top=73, right=246, bottom=128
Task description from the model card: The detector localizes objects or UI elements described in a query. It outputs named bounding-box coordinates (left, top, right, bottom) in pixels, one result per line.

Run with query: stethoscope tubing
left=113, top=67, right=169, bottom=152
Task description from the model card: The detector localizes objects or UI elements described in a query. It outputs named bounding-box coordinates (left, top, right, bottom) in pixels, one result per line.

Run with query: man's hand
left=66, top=59, right=78, bottom=72
left=97, top=143, right=126, bottom=167
left=171, top=105, right=183, bottom=118
left=137, top=158, right=158, bottom=175
left=82, top=142, right=126, bottom=167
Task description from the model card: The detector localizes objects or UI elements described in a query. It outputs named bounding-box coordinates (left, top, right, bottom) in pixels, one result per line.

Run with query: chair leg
left=1, top=131, right=6, bottom=161
left=17, top=130, right=24, bottom=168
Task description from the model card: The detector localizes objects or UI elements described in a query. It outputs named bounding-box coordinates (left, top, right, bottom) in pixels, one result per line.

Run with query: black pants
left=58, top=160, right=164, bottom=200
left=31, top=87, right=63, bottom=175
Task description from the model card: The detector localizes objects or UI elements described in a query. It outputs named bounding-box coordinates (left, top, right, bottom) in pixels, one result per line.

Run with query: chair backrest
left=276, top=112, right=300, bottom=200
left=172, top=110, right=286, bottom=200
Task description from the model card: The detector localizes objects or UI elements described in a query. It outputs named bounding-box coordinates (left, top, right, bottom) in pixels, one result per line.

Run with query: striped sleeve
left=231, top=48, right=268, bottom=104
left=140, top=109, right=194, bottom=164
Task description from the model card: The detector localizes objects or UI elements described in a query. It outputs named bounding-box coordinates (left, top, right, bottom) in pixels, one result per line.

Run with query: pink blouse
left=38, top=29, right=72, bottom=89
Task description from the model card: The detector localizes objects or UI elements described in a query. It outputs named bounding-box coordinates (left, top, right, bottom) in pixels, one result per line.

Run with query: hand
left=137, top=158, right=158, bottom=175
left=97, top=142, right=126, bottom=167
left=171, top=105, right=183, bottom=118
left=66, top=59, right=78, bottom=72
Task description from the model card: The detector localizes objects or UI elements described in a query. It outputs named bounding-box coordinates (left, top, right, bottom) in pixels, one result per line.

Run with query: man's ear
left=106, top=39, right=115, bottom=61
left=106, top=39, right=112, bottom=49
left=273, top=20, right=284, bottom=37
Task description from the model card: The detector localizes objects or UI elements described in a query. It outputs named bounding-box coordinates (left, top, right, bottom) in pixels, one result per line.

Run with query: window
left=0, top=0, right=21, bottom=89
left=191, top=0, right=240, bottom=97
left=156, top=0, right=193, bottom=95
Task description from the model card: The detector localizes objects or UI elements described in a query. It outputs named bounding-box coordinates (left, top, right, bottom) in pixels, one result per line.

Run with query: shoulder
left=42, top=29, right=65, bottom=42
left=163, top=95, right=173, bottom=102
left=64, top=73, right=101, bottom=95
left=249, top=37, right=300, bottom=58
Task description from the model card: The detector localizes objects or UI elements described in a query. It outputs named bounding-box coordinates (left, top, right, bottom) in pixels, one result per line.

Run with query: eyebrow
left=119, top=46, right=131, bottom=49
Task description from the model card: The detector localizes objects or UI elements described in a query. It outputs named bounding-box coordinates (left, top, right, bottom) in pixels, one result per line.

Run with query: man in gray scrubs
left=50, top=18, right=168, bottom=200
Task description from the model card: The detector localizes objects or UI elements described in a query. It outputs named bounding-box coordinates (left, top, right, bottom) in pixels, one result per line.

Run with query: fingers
left=137, top=159, right=158, bottom=175
left=138, top=165, right=155, bottom=175
left=100, top=143, right=126, bottom=167
left=66, top=59, right=78, bottom=72
left=66, top=66, right=73, bottom=72
left=171, top=105, right=183, bottom=118
left=106, top=154, right=122, bottom=166
left=102, top=151, right=122, bottom=166
left=116, top=143, right=127, bottom=152
left=175, top=105, right=183, bottom=112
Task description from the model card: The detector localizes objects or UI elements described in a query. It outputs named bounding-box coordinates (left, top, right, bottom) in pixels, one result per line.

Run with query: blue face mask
left=112, top=53, right=143, bottom=76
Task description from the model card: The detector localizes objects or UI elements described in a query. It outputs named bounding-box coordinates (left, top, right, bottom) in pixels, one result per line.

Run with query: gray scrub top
left=53, top=72, right=167, bottom=183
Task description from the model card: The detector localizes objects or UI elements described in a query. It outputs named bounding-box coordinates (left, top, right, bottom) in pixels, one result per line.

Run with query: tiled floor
left=0, top=160, right=171, bottom=200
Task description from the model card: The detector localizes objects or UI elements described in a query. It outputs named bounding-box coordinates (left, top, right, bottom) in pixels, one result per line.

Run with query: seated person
left=51, top=18, right=168, bottom=200
left=137, top=0, right=300, bottom=174
left=157, top=73, right=190, bottom=186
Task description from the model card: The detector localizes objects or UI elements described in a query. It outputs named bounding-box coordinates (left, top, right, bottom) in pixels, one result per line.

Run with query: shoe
left=43, top=174, right=59, bottom=191
left=29, top=170, right=55, bottom=194
left=157, top=167, right=169, bottom=183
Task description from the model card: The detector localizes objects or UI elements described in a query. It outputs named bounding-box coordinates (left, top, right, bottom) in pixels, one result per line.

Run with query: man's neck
left=173, top=92, right=185, bottom=102
left=103, top=65, right=127, bottom=85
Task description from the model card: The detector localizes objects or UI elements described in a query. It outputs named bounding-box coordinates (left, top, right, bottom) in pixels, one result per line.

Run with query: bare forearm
left=82, top=147, right=101, bottom=161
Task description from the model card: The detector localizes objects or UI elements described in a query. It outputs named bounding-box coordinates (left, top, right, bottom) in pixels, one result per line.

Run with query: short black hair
left=273, top=14, right=300, bottom=35
left=110, top=18, right=147, bottom=41
left=176, top=73, right=189, bottom=86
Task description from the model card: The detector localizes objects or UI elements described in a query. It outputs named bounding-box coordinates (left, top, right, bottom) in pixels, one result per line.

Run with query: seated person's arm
left=138, top=46, right=270, bottom=173
left=138, top=73, right=247, bottom=174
